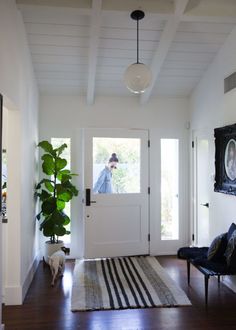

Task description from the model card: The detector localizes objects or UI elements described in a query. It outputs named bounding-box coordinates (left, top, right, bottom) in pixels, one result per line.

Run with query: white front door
left=83, top=129, right=149, bottom=258
left=193, top=131, right=210, bottom=246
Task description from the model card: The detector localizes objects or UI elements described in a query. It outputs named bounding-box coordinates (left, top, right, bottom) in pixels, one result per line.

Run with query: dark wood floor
left=3, top=256, right=236, bottom=329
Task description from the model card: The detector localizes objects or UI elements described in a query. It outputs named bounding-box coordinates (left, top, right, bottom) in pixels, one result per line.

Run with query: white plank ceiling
left=17, top=0, right=236, bottom=103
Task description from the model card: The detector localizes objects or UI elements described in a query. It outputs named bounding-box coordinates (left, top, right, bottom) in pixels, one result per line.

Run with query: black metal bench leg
left=187, top=260, right=190, bottom=285
left=205, top=275, right=209, bottom=306
left=218, top=275, right=221, bottom=284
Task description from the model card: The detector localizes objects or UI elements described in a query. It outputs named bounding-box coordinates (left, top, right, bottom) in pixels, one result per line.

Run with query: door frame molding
left=191, top=129, right=210, bottom=247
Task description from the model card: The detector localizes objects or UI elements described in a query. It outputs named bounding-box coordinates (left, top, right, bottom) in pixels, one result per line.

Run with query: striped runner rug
left=71, top=256, right=191, bottom=311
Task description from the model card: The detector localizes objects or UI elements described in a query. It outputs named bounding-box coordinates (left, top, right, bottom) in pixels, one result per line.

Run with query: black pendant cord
left=137, top=18, right=139, bottom=64
left=130, top=10, right=144, bottom=64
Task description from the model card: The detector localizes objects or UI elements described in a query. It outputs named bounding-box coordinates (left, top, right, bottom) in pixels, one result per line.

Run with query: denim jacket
left=93, top=166, right=113, bottom=193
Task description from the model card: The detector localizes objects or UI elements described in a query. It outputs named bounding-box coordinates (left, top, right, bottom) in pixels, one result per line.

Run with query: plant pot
left=44, top=240, right=64, bottom=264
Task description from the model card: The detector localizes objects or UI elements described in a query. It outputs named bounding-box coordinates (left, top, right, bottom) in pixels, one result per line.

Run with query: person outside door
left=93, top=153, right=119, bottom=193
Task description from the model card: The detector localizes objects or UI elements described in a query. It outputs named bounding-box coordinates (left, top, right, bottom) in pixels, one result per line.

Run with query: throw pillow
left=227, top=223, right=236, bottom=241
left=225, top=230, right=236, bottom=266
left=207, top=233, right=227, bottom=261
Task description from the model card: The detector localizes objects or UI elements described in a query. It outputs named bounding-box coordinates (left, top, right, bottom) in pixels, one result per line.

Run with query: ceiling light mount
left=124, top=10, right=152, bottom=94
left=130, top=9, right=145, bottom=21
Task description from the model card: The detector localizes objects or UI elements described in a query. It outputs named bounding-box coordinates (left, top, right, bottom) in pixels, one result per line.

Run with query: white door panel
left=83, top=128, right=149, bottom=258
left=193, top=131, right=210, bottom=246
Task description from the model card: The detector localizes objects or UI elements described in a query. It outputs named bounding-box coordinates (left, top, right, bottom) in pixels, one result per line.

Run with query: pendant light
left=124, top=10, right=152, bottom=94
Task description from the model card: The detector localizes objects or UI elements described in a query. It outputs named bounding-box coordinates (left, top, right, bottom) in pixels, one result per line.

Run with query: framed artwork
left=214, top=123, right=236, bottom=195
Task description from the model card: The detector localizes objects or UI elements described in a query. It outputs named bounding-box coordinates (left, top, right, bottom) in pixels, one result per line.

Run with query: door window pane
left=51, top=138, right=71, bottom=244
left=93, top=137, right=140, bottom=194
left=161, top=139, right=179, bottom=240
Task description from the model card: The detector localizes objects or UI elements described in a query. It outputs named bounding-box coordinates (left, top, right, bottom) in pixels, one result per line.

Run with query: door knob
left=200, top=203, right=209, bottom=208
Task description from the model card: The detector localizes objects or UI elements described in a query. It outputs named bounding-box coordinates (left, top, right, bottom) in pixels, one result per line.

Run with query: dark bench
left=178, top=223, right=236, bottom=306
left=178, top=247, right=231, bottom=305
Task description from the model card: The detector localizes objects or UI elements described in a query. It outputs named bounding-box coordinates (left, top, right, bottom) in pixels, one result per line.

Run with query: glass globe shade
left=124, top=63, right=152, bottom=94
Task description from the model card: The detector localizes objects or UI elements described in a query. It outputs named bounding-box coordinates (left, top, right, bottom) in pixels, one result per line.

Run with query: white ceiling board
left=160, top=68, right=204, bottom=78
left=28, top=34, right=89, bottom=47
left=25, top=22, right=90, bottom=37
left=18, top=1, right=236, bottom=99
left=170, top=42, right=221, bottom=53
left=35, top=71, right=88, bottom=80
left=98, top=48, right=154, bottom=60
left=30, top=45, right=88, bottom=57
left=166, top=51, right=214, bottom=62
left=38, top=78, right=87, bottom=87
left=19, top=5, right=90, bottom=24
left=99, top=28, right=163, bottom=41
left=163, top=60, right=209, bottom=70
left=34, top=63, right=88, bottom=71
left=32, top=54, right=88, bottom=65
left=178, top=21, right=235, bottom=33
left=174, top=31, right=229, bottom=44
left=99, top=39, right=158, bottom=51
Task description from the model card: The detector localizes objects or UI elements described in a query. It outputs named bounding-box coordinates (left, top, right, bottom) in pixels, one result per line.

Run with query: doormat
left=71, top=256, right=191, bottom=311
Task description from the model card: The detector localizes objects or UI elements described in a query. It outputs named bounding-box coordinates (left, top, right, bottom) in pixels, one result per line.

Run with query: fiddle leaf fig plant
left=36, top=140, right=78, bottom=244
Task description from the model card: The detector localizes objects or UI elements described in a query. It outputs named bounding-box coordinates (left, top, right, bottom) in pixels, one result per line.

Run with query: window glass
left=93, top=137, right=141, bottom=194
left=161, top=139, right=179, bottom=240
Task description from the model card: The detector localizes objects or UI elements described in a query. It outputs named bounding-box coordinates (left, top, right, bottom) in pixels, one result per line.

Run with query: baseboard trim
left=4, top=286, right=22, bottom=305
left=22, top=254, right=41, bottom=302
left=4, top=253, right=40, bottom=305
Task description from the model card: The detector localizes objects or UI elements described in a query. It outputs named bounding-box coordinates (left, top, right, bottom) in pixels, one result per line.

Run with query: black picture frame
left=214, top=123, right=236, bottom=195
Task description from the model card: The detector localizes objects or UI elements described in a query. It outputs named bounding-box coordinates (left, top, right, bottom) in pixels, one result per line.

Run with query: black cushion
left=207, top=233, right=227, bottom=262
left=177, top=247, right=208, bottom=260
left=227, top=223, right=236, bottom=241
left=225, top=230, right=236, bottom=272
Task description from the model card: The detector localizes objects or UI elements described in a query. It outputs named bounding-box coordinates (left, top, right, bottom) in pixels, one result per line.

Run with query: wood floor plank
left=3, top=256, right=236, bottom=329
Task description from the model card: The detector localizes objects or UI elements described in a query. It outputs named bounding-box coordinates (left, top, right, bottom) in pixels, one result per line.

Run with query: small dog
left=48, top=250, right=66, bottom=286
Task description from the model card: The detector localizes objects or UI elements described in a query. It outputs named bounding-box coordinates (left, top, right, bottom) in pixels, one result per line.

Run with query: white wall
left=0, top=0, right=39, bottom=304
left=190, top=26, right=236, bottom=238
left=39, top=94, right=190, bottom=256
left=190, top=25, right=236, bottom=290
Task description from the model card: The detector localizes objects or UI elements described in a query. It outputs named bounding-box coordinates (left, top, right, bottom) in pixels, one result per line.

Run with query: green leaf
left=66, top=230, right=71, bottom=235
left=42, top=154, right=55, bottom=175
left=56, top=184, right=72, bottom=202
left=42, top=198, right=57, bottom=214
left=63, top=215, right=70, bottom=226
left=54, top=225, right=66, bottom=236
left=45, top=181, right=54, bottom=192
left=38, top=189, right=52, bottom=201
left=36, top=212, right=42, bottom=221
left=55, top=157, right=67, bottom=171
left=59, top=191, right=72, bottom=202
left=43, top=226, right=54, bottom=237
left=62, top=180, right=79, bottom=196
left=36, top=178, right=53, bottom=190
left=61, top=174, right=72, bottom=182
left=52, top=210, right=65, bottom=225
left=38, top=141, right=54, bottom=154
left=39, top=215, right=52, bottom=230
left=55, top=143, right=67, bottom=156
left=56, top=199, right=65, bottom=211
left=57, top=169, right=70, bottom=181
